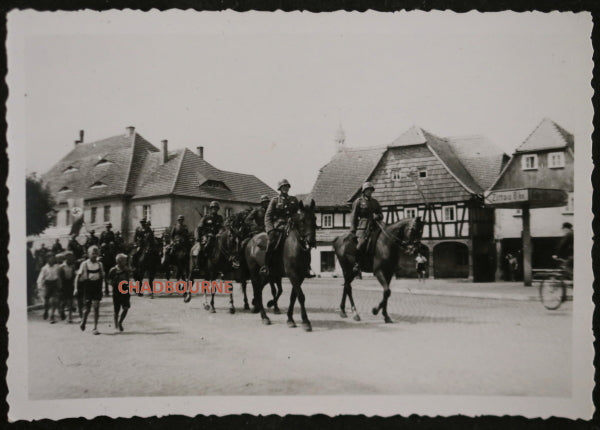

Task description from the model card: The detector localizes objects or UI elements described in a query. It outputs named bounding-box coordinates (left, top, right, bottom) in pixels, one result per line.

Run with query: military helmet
left=90, top=229, right=95, bottom=234
left=210, top=201, right=220, bottom=209
left=562, top=222, right=573, bottom=229
left=278, top=179, right=291, bottom=190
left=146, top=220, right=152, bottom=226
left=362, top=181, right=375, bottom=192
left=177, top=215, right=184, bottom=221
left=140, top=218, right=147, bottom=224
left=260, top=194, right=270, bottom=203
left=106, top=222, right=112, bottom=228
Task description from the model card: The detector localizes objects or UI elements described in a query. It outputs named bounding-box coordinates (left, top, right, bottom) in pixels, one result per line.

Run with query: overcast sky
left=11, top=11, right=593, bottom=194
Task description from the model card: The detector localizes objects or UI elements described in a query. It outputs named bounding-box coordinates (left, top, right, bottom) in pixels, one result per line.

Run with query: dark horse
left=163, top=237, right=190, bottom=283
left=130, top=240, right=162, bottom=298
left=187, top=225, right=239, bottom=313
left=332, top=217, right=424, bottom=323
left=243, top=200, right=317, bottom=330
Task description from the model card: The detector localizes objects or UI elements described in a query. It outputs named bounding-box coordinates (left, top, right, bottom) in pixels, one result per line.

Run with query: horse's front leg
left=347, top=281, right=361, bottom=321
left=373, top=268, right=393, bottom=323
left=291, top=277, right=311, bottom=332
left=228, top=288, right=235, bottom=314
left=240, top=280, right=250, bottom=311
left=210, top=291, right=216, bottom=313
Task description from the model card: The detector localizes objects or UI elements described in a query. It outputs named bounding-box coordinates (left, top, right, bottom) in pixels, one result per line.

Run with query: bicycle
left=538, top=257, right=573, bottom=310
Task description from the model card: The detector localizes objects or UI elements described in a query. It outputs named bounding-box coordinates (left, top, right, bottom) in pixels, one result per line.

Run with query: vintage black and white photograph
left=6, top=10, right=594, bottom=420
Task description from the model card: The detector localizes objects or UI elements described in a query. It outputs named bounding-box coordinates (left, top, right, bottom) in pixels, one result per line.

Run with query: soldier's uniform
left=114, top=232, right=124, bottom=253
left=85, top=231, right=100, bottom=249
left=263, top=180, right=299, bottom=275
left=67, top=236, right=84, bottom=260
left=100, top=224, right=115, bottom=246
left=131, top=221, right=147, bottom=266
left=199, top=203, right=224, bottom=253
left=51, top=240, right=64, bottom=255
left=246, top=195, right=270, bottom=234
left=350, top=182, right=383, bottom=271
left=171, top=221, right=191, bottom=245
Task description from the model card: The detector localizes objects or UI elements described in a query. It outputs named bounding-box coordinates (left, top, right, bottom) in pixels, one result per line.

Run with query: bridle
left=288, top=212, right=315, bottom=252
left=375, top=218, right=420, bottom=252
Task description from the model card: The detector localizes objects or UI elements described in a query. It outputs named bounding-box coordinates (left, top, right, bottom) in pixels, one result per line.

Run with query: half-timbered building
left=309, top=126, right=509, bottom=281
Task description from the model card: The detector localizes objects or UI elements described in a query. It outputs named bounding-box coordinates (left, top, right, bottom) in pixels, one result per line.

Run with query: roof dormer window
left=90, top=181, right=107, bottom=189
left=200, top=179, right=230, bottom=190
left=63, top=166, right=78, bottom=173
left=58, top=186, right=72, bottom=193
left=521, top=154, right=538, bottom=171
left=95, top=159, right=112, bottom=167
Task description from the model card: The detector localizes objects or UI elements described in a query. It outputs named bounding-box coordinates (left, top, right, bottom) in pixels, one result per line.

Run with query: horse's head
left=404, top=216, right=424, bottom=254
left=292, top=199, right=317, bottom=250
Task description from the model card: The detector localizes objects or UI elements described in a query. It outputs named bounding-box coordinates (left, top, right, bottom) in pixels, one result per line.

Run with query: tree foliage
left=26, top=174, right=55, bottom=236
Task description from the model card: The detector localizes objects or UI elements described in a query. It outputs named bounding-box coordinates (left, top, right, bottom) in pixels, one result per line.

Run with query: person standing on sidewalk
left=415, top=252, right=428, bottom=282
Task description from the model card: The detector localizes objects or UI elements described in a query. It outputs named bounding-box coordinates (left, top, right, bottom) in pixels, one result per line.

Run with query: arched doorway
left=394, top=244, right=429, bottom=278
left=433, top=242, right=469, bottom=278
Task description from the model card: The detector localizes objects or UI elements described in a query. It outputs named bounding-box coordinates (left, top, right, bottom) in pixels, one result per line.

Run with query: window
left=391, top=169, right=402, bottom=181
left=65, top=209, right=71, bottom=226
left=225, top=207, right=233, bottom=217
left=322, top=214, right=333, bottom=228
left=443, top=205, right=456, bottom=222
left=58, top=186, right=72, bottom=193
left=90, top=181, right=107, bottom=189
left=103, top=205, right=111, bottom=223
left=95, top=159, right=112, bottom=167
left=418, top=168, right=427, bottom=178
left=91, top=207, right=97, bottom=224
left=143, top=205, right=151, bottom=221
left=521, top=154, right=538, bottom=170
left=564, top=192, right=574, bottom=214
left=548, top=152, right=565, bottom=169
left=405, top=208, right=417, bottom=219
left=63, top=166, right=78, bottom=173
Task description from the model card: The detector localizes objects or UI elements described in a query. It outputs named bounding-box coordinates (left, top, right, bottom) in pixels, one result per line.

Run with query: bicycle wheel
left=539, top=277, right=566, bottom=310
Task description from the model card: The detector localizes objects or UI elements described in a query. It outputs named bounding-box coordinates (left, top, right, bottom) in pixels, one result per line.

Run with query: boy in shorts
left=58, top=251, right=77, bottom=323
left=75, top=245, right=105, bottom=335
left=109, top=253, right=131, bottom=332
left=37, top=252, right=61, bottom=323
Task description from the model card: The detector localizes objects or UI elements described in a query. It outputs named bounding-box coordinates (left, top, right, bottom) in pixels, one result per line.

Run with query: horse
left=130, top=239, right=162, bottom=298
left=162, top=236, right=191, bottom=283
left=332, top=217, right=424, bottom=323
left=187, top=225, right=239, bottom=313
left=243, top=200, right=317, bottom=330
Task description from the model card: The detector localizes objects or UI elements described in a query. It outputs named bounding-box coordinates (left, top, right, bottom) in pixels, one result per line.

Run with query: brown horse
left=243, top=200, right=317, bottom=330
left=332, top=217, right=424, bottom=323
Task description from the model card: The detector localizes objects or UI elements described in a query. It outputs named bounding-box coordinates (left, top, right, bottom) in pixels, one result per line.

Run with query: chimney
left=126, top=126, right=135, bottom=137
left=74, top=129, right=84, bottom=146
left=334, top=124, right=346, bottom=152
left=161, top=140, right=168, bottom=164
left=197, top=146, right=204, bottom=159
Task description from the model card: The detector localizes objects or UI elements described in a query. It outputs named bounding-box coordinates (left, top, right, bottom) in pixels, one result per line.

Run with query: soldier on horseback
left=246, top=195, right=270, bottom=234
left=131, top=218, right=148, bottom=267
left=198, top=201, right=224, bottom=255
left=165, top=215, right=191, bottom=262
left=100, top=222, right=115, bottom=246
left=261, top=179, right=299, bottom=276
left=350, top=181, right=383, bottom=275
left=114, top=231, right=124, bottom=253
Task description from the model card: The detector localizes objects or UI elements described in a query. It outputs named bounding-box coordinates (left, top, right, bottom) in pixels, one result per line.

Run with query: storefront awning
left=483, top=188, right=568, bottom=209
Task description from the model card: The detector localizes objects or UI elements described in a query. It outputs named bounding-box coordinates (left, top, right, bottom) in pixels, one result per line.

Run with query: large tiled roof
left=309, top=126, right=508, bottom=208
left=517, top=118, right=574, bottom=152
left=134, top=148, right=276, bottom=203
left=43, top=129, right=276, bottom=205
left=309, top=146, right=388, bottom=207
left=445, top=135, right=509, bottom=191
left=42, top=131, right=159, bottom=202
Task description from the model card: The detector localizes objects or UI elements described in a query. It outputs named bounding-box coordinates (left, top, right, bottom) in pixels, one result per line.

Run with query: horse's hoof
left=287, top=320, right=296, bottom=328
left=302, top=322, right=312, bottom=332
left=251, top=306, right=260, bottom=314
left=210, top=308, right=216, bottom=314
left=262, top=318, right=271, bottom=326
left=244, top=304, right=250, bottom=311
left=183, top=293, right=192, bottom=303
left=384, top=317, right=393, bottom=324
left=229, top=307, right=235, bottom=314
left=353, top=314, right=361, bottom=322
left=372, top=307, right=379, bottom=315
left=340, top=310, right=348, bottom=318
left=203, top=303, right=210, bottom=311
left=267, top=299, right=274, bottom=308
left=273, top=307, right=281, bottom=315
left=137, top=293, right=143, bottom=297
left=150, top=294, right=154, bottom=299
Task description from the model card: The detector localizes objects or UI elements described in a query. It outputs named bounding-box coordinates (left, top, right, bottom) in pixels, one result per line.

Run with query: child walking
left=75, top=245, right=105, bottom=335
left=58, top=251, right=76, bottom=323
left=108, top=253, right=131, bottom=332
left=36, top=253, right=62, bottom=323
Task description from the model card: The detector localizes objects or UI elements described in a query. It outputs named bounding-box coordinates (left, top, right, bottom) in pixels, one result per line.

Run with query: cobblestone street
left=28, top=278, right=572, bottom=399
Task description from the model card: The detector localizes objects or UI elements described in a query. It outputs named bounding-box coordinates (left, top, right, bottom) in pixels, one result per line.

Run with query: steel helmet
left=210, top=201, right=220, bottom=209
left=260, top=194, right=270, bottom=203
left=140, top=218, right=147, bottom=224
left=278, top=179, right=291, bottom=190
left=177, top=215, right=184, bottom=220
left=105, top=222, right=112, bottom=228
left=362, top=182, right=375, bottom=192
left=90, top=230, right=95, bottom=234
